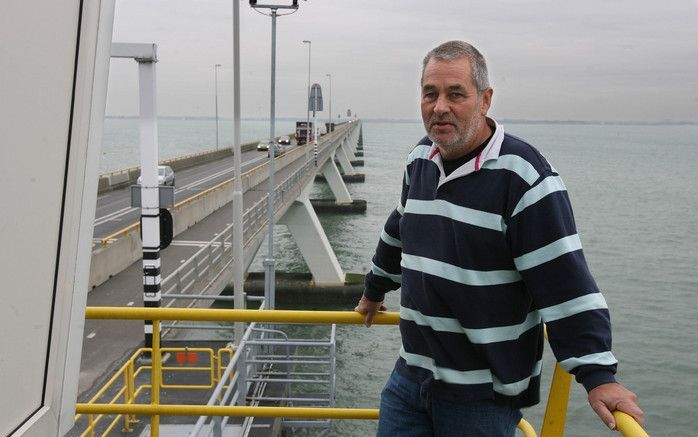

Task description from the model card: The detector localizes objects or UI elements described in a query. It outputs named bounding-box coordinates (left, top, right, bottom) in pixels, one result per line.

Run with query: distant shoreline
left=104, top=115, right=698, bottom=126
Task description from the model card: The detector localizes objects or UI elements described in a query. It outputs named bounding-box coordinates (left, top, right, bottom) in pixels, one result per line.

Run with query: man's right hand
left=354, top=295, right=387, bottom=327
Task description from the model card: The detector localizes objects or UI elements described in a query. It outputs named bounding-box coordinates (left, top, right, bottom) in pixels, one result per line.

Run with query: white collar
left=427, top=117, right=504, bottom=187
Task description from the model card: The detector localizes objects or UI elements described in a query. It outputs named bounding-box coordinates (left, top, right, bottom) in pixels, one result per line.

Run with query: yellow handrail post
left=87, top=414, right=95, bottom=437
left=540, top=363, right=572, bottom=437
left=151, top=320, right=161, bottom=437
left=122, top=366, right=132, bottom=432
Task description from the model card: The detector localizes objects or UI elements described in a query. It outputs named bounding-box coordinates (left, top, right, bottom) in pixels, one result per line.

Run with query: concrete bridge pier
left=321, top=155, right=353, bottom=203
left=278, top=180, right=345, bottom=285
left=335, top=143, right=357, bottom=177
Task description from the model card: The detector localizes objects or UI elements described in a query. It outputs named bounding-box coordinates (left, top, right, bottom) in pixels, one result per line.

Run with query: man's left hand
left=588, top=382, right=644, bottom=430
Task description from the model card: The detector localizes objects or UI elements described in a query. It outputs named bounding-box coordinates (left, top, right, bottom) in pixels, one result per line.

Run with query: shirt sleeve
left=363, top=170, right=408, bottom=302
left=506, top=169, right=618, bottom=392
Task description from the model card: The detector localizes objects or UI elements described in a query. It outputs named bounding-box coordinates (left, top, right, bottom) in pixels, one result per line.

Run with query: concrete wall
left=96, top=133, right=293, bottom=194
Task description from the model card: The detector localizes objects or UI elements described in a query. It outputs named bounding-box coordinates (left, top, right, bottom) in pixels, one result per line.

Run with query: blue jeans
left=376, top=370, right=521, bottom=437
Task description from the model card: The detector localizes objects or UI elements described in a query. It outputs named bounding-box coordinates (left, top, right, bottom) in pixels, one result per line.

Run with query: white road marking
left=127, top=301, right=134, bottom=306
left=94, top=206, right=136, bottom=226
left=87, top=332, right=96, bottom=339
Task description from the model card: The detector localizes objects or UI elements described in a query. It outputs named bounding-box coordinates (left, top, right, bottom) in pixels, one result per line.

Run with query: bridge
left=81, top=118, right=366, bottom=397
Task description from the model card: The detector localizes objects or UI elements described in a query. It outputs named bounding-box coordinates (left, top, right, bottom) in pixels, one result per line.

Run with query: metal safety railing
left=73, top=345, right=234, bottom=437
left=94, top=122, right=358, bottom=248
left=77, top=306, right=649, bottom=437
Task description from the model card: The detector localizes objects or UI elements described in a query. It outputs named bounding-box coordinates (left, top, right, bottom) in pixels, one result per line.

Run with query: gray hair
left=421, top=41, right=490, bottom=92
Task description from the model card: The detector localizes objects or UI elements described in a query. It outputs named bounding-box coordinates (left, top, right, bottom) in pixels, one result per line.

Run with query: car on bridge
left=277, top=135, right=291, bottom=145
left=256, top=141, right=270, bottom=151
left=136, top=165, right=175, bottom=186
left=268, top=143, right=287, bottom=158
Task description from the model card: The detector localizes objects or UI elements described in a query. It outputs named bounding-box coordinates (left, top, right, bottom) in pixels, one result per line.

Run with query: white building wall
left=0, top=1, right=114, bottom=435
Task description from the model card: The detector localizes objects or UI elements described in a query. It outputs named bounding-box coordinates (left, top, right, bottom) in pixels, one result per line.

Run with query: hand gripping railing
left=78, top=307, right=648, bottom=437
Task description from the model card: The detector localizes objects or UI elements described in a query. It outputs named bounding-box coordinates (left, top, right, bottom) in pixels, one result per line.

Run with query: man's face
left=421, top=58, right=492, bottom=159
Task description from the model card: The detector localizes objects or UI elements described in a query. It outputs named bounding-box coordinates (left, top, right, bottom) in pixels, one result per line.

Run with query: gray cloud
left=106, top=0, right=698, bottom=122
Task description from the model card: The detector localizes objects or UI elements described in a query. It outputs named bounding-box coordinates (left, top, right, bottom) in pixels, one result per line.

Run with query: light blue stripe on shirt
left=380, top=229, right=402, bottom=248
left=559, top=351, right=617, bottom=373
left=400, top=306, right=541, bottom=344
left=512, top=175, right=567, bottom=216
left=493, top=359, right=543, bottom=396
left=372, top=262, right=401, bottom=284
left=396, top=202, right=405, bottom=216
left=401, top=253, right=521, bottom=286
left=514, top=234, right=582, bottom=271
left=400, top=347, right=492, bottom=385
left=538, top=293, right=608, bottom=323
left=404, top=199, right=505, bottom=232
left=400, top=347, right=542, bottom=396
left=482, top=154, right=540, bottom=185
left=406, top=144, right=432, bottom=166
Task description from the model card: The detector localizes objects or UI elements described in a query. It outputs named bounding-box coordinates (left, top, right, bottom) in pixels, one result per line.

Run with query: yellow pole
left=540, top=363, right=572, bottom=437
left=151, top=320, right=161, bottom=437
left=85, top=307, right=400, bottom=325
left=76, top=403, right=380, bottom=420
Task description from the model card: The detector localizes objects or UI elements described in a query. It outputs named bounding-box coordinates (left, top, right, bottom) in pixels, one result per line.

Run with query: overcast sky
left=106, top=0, right=698, bottom=122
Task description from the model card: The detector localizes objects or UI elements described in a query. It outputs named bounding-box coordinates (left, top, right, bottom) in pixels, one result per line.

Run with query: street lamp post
left=325, top=73, right=332, bottom=132
left=302, top=40, right=311, bottom=146
left=214, top=63, right=221, bottom=149
left=250, top=0, right=300, bottom=310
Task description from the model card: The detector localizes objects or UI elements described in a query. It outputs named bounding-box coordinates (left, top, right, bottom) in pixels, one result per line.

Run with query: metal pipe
left=326, top=73, right=332, bottom=131
left=85, top=307, right=401, bottom=325
left=232, top=0, right=245, bottom=343
left=263, top=8, right=278, bottom=310
left=214, top=63, right=221, bottom=149
left=77, top=403, right=381, bottom=420
left=303, top=40, right=311, bottom=146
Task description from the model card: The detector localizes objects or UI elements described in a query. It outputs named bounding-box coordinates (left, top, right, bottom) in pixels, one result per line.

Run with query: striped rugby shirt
left=364, top=118, right=617, bottom=408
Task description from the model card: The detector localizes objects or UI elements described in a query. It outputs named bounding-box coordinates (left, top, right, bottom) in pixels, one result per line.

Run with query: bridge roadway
left=79, top=121, right=361, bottom=399
left=93, top=146, right=289, bottom=238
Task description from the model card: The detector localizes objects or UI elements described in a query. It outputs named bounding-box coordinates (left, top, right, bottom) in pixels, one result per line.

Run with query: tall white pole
left=215, top=63, right=221, bottom=149
left=326, top=73, right=332, bottom=132
left=232, top=0, right=244, bottom=343
left=263, top=9, right=278, bottom=310
left=303, top=40, right=311, bottom=146
left=138, top=59, right=161, bottom=350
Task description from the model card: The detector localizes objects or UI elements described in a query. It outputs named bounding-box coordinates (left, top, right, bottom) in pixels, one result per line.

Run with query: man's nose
left=433, top=95, right=450, bottom=115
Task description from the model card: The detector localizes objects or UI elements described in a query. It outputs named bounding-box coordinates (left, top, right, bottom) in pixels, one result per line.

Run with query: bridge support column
left=279, top=182, right=345, bottom=285
left=335, top=144, right=356, bottom=177
left=341, top=137, right=357, bottom=161
left=320, top=157, right=352, bottom=203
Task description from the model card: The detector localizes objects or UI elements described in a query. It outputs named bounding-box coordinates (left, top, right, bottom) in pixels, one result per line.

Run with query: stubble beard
left=426, top=111, right=482, bottom=159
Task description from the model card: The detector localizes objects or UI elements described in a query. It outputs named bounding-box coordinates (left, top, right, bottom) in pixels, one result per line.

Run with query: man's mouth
left=431, top=122, right=453, bottom=128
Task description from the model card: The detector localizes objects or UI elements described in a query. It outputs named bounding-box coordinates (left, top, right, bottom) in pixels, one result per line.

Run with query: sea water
left=103, top=118, right=698, bottom=436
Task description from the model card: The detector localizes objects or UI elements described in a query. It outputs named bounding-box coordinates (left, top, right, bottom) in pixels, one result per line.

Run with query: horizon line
left=104, top=115, right=698, bottom=126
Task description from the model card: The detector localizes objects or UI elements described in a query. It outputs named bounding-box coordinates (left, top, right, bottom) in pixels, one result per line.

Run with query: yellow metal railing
left=74, top=344, right=233, bottom=437
left=77, top=307, right=648, bottom=437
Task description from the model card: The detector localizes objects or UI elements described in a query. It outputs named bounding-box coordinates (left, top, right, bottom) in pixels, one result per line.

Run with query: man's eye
left=450, top=92, right=464, bottom=99
left=423, top=92, right=436, bottom=100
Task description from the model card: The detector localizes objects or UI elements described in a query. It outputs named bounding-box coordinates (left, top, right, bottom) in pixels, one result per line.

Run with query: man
left=355, top=40, right=644, bottom=436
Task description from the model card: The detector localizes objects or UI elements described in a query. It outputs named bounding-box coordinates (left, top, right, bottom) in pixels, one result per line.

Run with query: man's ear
left=480, top=87, right=493, bottom=115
